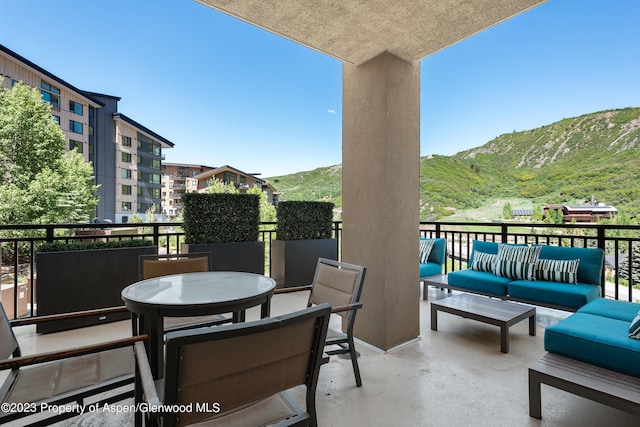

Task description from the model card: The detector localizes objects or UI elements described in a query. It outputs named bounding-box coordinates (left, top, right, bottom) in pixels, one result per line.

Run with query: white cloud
left=327, top=109, right=336, bottom=114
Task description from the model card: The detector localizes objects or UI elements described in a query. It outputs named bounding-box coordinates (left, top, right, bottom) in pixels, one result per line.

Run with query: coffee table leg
left=529, top=313, right=536, bottom=336
left=500, top=324, right=509, bottom=353
left=430, top=306, right=438, bottom=331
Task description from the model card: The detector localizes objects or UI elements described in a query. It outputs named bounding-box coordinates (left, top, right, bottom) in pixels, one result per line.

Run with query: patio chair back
left=308, top=257, right=367, bottom=387
left=160, top=304, right=331, bottom=426
left=139, top=252, right=211, bottom=280
left=138, top=252, right=229, bottom=332
left=309, top=258, right=366, bottom=320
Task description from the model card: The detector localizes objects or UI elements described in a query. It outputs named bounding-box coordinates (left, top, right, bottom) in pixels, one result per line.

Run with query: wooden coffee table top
left=431, top=293, right=535, bottom=321
left=430, top=293, right=536, bottom=353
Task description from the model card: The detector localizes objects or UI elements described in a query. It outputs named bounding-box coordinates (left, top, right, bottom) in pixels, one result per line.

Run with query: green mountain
left=266, top=107, right=640, bottom=220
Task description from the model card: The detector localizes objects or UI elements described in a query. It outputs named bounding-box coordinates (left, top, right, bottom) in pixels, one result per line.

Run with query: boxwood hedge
left=276, top=201, right=334, bottom=240
left=182, top=193, right=260, bottom=244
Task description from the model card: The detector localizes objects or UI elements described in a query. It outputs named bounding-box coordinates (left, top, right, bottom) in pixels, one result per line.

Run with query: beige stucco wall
left=342, top=52, right=421, bottom=350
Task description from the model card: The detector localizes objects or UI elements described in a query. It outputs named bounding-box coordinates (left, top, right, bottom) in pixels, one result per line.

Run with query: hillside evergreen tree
left=502, top=202, right=512, bottom=219
left=544, top=209, right=563, bottom=224
left=532, top=205, right=543, bottom=221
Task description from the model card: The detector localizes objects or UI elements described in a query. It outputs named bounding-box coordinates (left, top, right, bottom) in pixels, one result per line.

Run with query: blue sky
left=1, top=0, right=639, bottom=177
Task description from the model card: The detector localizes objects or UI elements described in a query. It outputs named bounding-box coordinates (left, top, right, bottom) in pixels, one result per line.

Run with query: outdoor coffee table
left=430, top=293, right=536, bottom=353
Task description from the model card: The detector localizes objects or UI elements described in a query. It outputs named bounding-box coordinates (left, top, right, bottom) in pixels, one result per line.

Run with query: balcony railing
left=1, top=221, right=638, bottom=319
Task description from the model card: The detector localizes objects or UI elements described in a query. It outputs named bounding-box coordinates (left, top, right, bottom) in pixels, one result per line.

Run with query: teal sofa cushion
left=545, top=312, right=640, bottom=378
left=450, top=241, right=604, bottom=310
left=507, top=280, right=600, bottom=310
left=447, top=269, right=510, bottom=296
left=538, top=245, right=604, bottom=286
left=420, top=262, right=443, bottom=278
left=419, top=238, right=446, bottom=278
left=577, top=298, right=640, bottom=322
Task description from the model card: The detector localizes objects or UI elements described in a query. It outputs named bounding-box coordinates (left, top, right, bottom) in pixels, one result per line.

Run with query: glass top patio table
left=122, top=271, right=276, bottom=377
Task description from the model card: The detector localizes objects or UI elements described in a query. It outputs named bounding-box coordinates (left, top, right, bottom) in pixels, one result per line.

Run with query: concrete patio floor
left=9, top=286, right=640, bottom=426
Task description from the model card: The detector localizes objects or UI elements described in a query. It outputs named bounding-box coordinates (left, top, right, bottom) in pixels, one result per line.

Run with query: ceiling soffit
left=195, top=0, right=546, bottom=65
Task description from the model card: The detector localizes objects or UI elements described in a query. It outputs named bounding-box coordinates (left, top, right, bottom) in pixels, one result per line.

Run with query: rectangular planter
left=271, top=239, right=338, bottom=288
left=182, top=241, right=265, bottom=275
left=35, top=245, right=157, bottom=333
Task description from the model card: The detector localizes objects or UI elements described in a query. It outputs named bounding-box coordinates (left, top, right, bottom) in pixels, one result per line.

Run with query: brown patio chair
left=134, top=303, right=331, bottom=427
left=138, top=252, right=230, bottom=331
left=275, top=257, right=367, bottom=387
left=0, top=302, right=145, bottom=426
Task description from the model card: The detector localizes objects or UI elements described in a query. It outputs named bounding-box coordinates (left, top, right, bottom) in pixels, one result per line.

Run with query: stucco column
left=342, top=51, right=420, bottom=350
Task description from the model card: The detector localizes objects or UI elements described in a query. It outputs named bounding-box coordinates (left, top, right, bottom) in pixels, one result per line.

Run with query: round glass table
left=122, top=271, right=276, bottom=377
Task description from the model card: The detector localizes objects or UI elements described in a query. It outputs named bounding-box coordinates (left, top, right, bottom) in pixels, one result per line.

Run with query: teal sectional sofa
left=447, top=240, right=605, bottom=311
left=419, top=237, right=447, bottom=278
left=545, top=298, right=640, bottom=378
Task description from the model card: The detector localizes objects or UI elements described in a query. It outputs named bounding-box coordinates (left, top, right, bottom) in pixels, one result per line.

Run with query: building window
left=122, top=185, right=132, bottom=195
left=69, top=140, right=83, bottom=153
left=122, top=135, right=132, bottom=147
left=150, top=173, right=161, bottom=184
left=52, top=115, right=60, bottom=125
left=121, top=152, right=132, bottom=163
left=40, top=80, right=60, bottom=109
left=121, top=168, right=132, bottom=179
left=121, top=202, right=132, bottom=211
left=69, top=100, right=83, bottom=115
left=69, top=120, right=83, bottom=134
left=152, top=142, right=160, bottom=156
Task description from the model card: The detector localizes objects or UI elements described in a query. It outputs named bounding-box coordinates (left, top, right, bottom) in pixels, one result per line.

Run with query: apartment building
left=161, top=163, right=278, bottom=220
left=0, top=44, right=173, bottom=223
left=161, top=163, right=214, bottom=219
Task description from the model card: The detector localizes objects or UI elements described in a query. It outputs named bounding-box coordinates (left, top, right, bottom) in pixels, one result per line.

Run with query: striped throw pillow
left=629, top=311, right=640, bottom=339
left=536, top=259, right=580, bottom=284
left=495, top=244, right=541, bottom=281
left=470, top=251, right=496, bottom=273
left=419, top=239, right=435, bottom=264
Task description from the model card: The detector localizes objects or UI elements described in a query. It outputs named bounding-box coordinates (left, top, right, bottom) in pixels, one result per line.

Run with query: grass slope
left=266, top=107, right=640, bottom=221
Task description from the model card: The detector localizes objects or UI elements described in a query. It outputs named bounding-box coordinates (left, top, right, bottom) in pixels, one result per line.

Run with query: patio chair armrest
left=0, top=334, right=147, bottom=370
left=331, top=302, right=363, bottom=314
left=134, top=341, right=163, bottom=412
left=9, top=306, right=129, bottom=327
left=273, top=285, right=313, bottom=295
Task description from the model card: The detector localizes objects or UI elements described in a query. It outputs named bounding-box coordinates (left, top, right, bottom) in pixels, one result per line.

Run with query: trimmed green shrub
left=276, top=201, right=334, bottom=240
left=38, top=238, right=153, bottom=252
left=182, top=193, right=260, bottom=244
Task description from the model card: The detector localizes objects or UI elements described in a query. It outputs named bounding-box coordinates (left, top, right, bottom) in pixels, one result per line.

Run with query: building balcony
left=2, top=220, right=640, bottom=425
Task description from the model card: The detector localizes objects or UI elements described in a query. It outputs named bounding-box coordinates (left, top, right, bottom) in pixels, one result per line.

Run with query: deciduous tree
left=0, top=80, right=98, bottom=224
